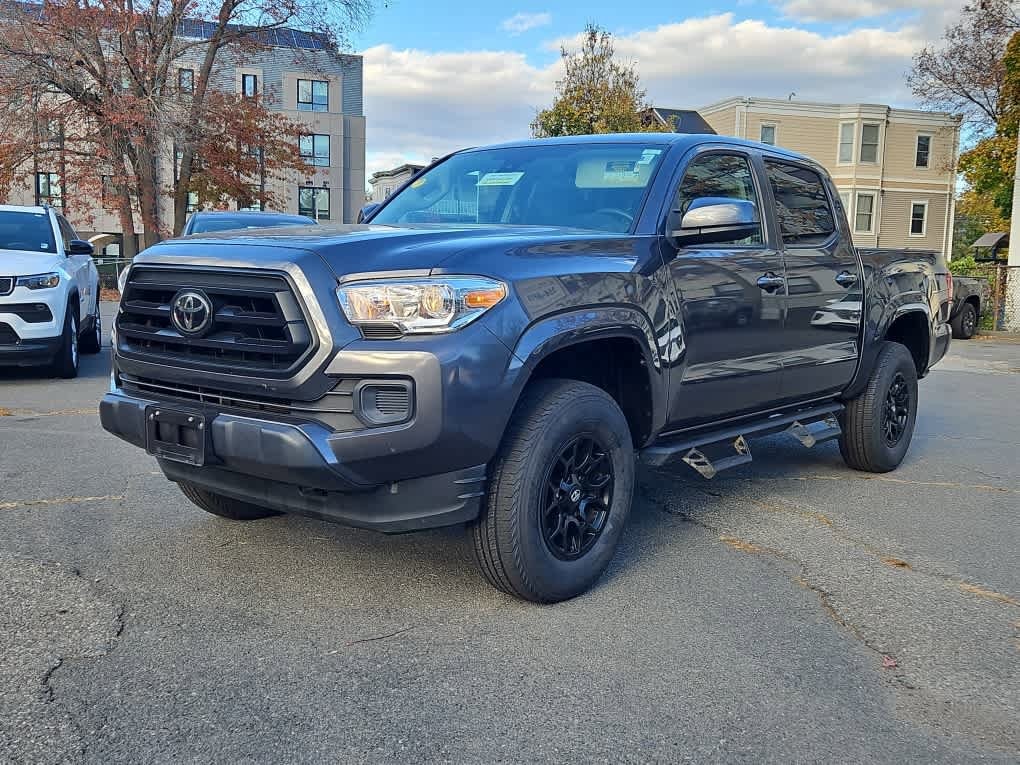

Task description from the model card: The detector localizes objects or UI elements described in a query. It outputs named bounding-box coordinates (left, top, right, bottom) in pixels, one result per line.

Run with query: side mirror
left=357, top=202, right=381, bottom=224
left=67, top=239, right=95, bottom=256
left=668, top=197, right=759, bottom=248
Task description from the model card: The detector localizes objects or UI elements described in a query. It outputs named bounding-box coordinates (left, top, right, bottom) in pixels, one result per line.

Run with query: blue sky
left=351, top=0, right=966, bottom=177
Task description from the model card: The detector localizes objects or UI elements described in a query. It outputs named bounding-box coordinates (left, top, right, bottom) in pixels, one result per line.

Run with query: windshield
left=371, top=143, right=667, bottom=233
left=189, top=214, right=315, bottom=234
left=0, top=211, right=57, bottom=254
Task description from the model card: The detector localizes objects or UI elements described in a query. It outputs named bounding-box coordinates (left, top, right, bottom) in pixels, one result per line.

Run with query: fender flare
left=504, top=305, right=669, bottom=443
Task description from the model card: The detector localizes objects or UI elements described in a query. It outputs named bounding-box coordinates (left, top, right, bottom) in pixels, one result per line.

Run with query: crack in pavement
left=0, top=554, right=123, bottom=764
left=0, top=496, right=124, bottom=511
left=641, top=477, right=1020, bottom=753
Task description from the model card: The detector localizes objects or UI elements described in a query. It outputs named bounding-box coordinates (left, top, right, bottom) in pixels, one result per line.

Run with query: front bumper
left=100, top=389, right=488, bottom=533
left=0, top=289, right=65, bottom=365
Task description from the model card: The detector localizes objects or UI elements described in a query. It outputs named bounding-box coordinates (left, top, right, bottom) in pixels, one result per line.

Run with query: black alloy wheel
left=541, top=435, right=614, bottom=561
left=882, top=372, right=911, bottom=446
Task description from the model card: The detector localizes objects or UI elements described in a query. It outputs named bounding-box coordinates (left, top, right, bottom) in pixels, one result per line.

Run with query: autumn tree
left=532, top=24, right=668, bottom=137
left=0, top=0, right=369, bottom=254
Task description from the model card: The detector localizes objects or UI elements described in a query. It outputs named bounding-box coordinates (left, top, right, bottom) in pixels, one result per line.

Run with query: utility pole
left=1007, top=131, right=1020, bottom=331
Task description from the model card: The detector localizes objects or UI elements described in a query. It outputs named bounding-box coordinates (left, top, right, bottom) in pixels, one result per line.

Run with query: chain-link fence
left=968, top=263, right=1020, bottom=332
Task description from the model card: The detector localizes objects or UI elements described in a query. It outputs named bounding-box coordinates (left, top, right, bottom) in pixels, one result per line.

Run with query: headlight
left=337, top=276, right=507, bottom=334
left=117, top=265, right=131, bottom=294
left=16, top=272, right=60, bottom=290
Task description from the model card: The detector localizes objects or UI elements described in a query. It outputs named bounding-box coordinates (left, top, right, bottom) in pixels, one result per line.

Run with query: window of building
left=299, top=134, right=330, bottom=167
left=384, top=186, right=393, bottom=198
left=764, top=161, right=836, bottom=246
left=915, top=135, right=931, bottom=168
left=297, top=79, right=328, bottom=112
left=909, top=201, right=927, bottom=236
left=40, top=119, right=62, bottom=147
left=759, top=124, right=777, bottom=145
left=854, top=192, right=875, bottom=233
left=675, top=152, right=763, bottom=246
left=838, top=122, right=855, bottom=164
left=859, top=123, right=880, bottom=163
left=242, top=73, right=258, bottom=98
left=35, top=172, right=62, bottom=207
left=187, top=191, right=199, bottom=213
left=238, top=188, right=264, bottom=211
left=178, top=68, right=195, bottom=94
left=298, top=186, right=329, bottom=220
left=101, top=175, right=116, bottom=204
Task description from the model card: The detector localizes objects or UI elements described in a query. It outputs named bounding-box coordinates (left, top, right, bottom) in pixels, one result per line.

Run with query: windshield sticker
left=637, top=149, right=662, bottom=165
left=603, top=160, right=639, bottom=182
left=41, top=243, right=49, bottom=248
left=478, top=171, right=524, bottom=187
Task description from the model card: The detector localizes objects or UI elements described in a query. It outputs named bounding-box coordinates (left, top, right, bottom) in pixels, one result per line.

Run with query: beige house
left=697, top=97, right=961, bottom=256
left=368, top=163, right=427, bottom=203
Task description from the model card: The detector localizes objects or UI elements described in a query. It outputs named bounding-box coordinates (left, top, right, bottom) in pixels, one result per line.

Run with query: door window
left=763, top=162, right=836, bottom=246
left=674, top=153, right=762, bottom=245
left=56, top=215, right=77, bottom=250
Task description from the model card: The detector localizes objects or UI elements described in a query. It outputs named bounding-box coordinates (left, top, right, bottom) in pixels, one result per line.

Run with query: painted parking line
left=0, top=495, right=123, bottom=510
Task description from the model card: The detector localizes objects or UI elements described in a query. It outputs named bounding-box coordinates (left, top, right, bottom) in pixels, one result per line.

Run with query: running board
left=640, top=403, right=844, bottom=476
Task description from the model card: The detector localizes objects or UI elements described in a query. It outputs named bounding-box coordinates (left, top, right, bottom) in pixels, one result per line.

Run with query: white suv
left=0, top=204, right=102, bottom=378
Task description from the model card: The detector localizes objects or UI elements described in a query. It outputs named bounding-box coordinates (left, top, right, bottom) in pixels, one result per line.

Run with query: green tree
left=532, top=24, right=668, bottom=137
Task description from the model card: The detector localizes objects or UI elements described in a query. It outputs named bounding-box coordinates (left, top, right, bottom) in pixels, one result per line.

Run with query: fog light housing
left=356, top=380, right=413, bottom=426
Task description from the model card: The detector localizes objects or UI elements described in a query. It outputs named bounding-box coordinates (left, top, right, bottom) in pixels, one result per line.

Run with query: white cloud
left=500, top=12, right=552, bottom=35
left=777, top=0, right=959, bottom=24
left=362, top=13, right=945, bottom=177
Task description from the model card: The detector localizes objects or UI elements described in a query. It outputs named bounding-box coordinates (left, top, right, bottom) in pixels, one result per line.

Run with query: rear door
left=662, top=148, right=787, bottom=427
left=761, top=160, right=862, bottom=400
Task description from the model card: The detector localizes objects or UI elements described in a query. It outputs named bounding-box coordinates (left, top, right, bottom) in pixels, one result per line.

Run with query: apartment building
left=3, top=25, right=366, bottom=248
left=697, top=97, right=961, bottom=256
left=368, top=163, right=426, bottom=203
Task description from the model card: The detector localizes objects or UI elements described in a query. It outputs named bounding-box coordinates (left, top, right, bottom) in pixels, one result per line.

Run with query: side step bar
left=639, top=403, right=844, bottom=477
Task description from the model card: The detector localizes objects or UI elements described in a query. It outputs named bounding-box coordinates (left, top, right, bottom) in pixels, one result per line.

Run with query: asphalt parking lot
left=2, top=302, right=1018, bottom=763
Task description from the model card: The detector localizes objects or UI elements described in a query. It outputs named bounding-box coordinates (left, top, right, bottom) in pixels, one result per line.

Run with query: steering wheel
left=592, top=208, right=634, bottom=227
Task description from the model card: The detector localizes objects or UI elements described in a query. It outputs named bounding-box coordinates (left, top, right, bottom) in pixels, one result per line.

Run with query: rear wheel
left=951, top=302, right=977, bottom=340
left=51, top=307, right=79, bottom=379
left=839, top=341, right=918, bottom=473
left=80, top=304, right=102, bottom=354
left=471, top=379, right=635, bottom=603
left=178, top=482, right=281, bottom=521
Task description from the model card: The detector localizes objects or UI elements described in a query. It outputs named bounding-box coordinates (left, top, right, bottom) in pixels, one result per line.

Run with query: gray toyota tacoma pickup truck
left=100, top=134, right=951, bottom=602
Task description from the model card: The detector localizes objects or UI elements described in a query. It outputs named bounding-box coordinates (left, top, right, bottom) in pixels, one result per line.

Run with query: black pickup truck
left=100, top=134, right=951, bottom=602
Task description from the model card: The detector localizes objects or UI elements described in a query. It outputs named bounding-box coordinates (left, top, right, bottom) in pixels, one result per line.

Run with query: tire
left=79, top=304, right=102, bottom=354
left=471, top=379, right=635, bottom=603
left=951, top=302, right=977, bottom=340
left=178, top=481, right=281, bottom=521
left=839, top=341, right=918, bottom=473
left=51, top=306, right=79, bottom=379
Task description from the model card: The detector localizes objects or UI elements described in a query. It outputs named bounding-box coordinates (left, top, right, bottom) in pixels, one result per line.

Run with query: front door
left=56, top=214, right=90, bottom=324
left=760, top=160, right=862, bottom=400
left=663, top=149, right=787, bottom=429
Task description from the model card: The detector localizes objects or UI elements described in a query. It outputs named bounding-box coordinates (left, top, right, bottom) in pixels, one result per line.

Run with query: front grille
left=0, top=322, right=20, bottom=344
left=374, top=387, right=411, bottom=415
left=120, top=373, right=365, bottom=432
left=1, top=303, right=53, bottom=323
left=116, top=267, right=314, bottom=377
left=0, top=277, right=13, bottom=296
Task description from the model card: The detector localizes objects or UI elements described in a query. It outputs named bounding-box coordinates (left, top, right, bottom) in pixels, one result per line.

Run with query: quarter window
left=763, top=162, right=835, bottom=246
left=915, top=135, right=931, bottom=168
left=297, top=79, right=328, bottom=112
left=854, top=193, right=875, bottom=233
left=674, top=153, right=762, bottom=246
left=299, top=134, right=330, bottom=167
left=860, top=124, right=880, bottom=163
left=910, top=202, right=927, bottom=236
left=298, top=186, right=330, bottom=220
left=838, top=123, right=855, bottom=163
left=760, top=124, right=776, bottom=146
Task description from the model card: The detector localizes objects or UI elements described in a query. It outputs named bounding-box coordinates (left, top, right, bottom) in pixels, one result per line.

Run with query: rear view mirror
left=669, top=197, right=759, bottom=247
left=357, top=203, right=381, bottom=224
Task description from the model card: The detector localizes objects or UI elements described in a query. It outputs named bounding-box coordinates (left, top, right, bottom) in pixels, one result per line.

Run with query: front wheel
left=471, top=379, right=635, bottom=603
left=839, top=341, right=918, bottom=473
left=80, top=305, right=102, bottom=354
left=178, top=482, right=281, bottom=521
left=51, top=307, right=79, bottom=379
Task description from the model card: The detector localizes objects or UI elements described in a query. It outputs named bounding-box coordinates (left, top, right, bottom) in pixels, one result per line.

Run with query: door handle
left=835, top=271, right=858, bottom=288
left=756, top=273, right=785, bottom=293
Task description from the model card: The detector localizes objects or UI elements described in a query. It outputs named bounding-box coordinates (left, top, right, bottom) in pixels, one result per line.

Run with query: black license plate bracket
left=145, top=407, right=207, bottom=466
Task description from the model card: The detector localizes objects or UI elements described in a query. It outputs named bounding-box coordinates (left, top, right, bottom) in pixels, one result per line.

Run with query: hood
left=169, top=223, right=614, bottom=279
left=0, top=249, right=63, bottom=277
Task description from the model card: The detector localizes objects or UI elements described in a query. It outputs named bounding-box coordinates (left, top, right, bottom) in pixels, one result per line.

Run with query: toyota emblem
left=170, top=289, right=213, bottom=336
